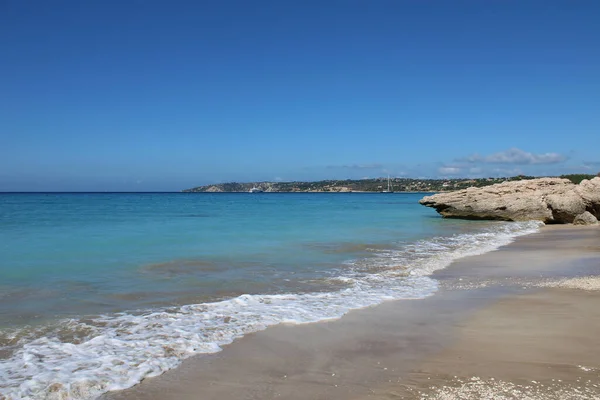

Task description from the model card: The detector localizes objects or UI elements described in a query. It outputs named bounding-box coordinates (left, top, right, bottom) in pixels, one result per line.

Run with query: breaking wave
left=0, top=221, right=542, bottom=400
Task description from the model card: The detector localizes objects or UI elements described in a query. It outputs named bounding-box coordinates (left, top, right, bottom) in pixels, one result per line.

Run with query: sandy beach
left=103, top=225, right=600, bottom=400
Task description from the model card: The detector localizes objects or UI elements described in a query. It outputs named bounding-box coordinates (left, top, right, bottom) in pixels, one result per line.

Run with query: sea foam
left=0, top=221, right=541, bottom=400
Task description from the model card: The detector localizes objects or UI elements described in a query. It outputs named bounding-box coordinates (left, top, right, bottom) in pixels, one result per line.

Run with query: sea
left=0, top=193, right=541, bottom=399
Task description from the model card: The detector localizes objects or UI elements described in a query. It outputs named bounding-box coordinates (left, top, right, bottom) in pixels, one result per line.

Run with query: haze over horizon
left=2, top=1, right=599, bottom=192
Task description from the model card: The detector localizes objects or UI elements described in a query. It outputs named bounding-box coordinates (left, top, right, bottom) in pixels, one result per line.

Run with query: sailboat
left=381, top=175, right=394, bottom=193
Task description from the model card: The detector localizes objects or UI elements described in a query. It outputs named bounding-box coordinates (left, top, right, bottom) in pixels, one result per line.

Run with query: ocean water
left=0, top=193, right=541, bottom=399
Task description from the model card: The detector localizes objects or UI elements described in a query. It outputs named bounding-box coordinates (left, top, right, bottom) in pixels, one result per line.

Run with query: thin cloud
left=326, top=163, right=384, bottom=170
left=583, top=161, right=600, bottom=167
left=438, top=166, right=462, bottom=175
left=458, top=148, right=566, bottom=165
left=564, top=165, right=594, bottom=172
left=491, top=167, right=524, bottom=176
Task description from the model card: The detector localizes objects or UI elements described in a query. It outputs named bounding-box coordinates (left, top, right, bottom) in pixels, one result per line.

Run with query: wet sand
left=376, top=287, right=600, bottom=399
left=104, top=225, right=600, bottom=400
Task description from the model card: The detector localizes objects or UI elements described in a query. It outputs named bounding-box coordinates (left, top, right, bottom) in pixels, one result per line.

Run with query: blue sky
left=1, top=1, right=599, bottom=191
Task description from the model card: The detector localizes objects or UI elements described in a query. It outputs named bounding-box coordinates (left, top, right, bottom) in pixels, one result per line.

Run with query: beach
left=4, top=1, right=600, bottom=398
left=3, top=193, right=546, bottom=400
left=1, top=193, right=597, bottom=399
left=103, top=225, right=600, bottom=400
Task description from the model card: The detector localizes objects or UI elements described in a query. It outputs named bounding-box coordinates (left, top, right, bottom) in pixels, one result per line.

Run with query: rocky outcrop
left=575, top=177, right=600, bottom=217
left=573, top=211, right=599, bottom=225
left=419, top=177, right=600, bottom=224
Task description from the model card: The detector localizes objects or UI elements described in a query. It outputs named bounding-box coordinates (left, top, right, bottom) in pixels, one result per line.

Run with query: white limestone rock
left=419, top=178, right=600, bottom=224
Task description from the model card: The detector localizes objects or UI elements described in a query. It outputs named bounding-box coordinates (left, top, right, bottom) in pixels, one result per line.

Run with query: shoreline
left=181, top=191, right=440, bottom=193
left=1, top=216, right=540, bottom=399
left=104, top=224, right=600, bottom=400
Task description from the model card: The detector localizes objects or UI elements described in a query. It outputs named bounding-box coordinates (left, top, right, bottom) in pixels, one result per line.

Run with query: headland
left=181, top=174, right=597, bottom=193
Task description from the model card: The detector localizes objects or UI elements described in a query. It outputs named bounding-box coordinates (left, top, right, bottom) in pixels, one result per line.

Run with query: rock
left=575, top=177, right=600, bottom=217
left=419, top=178, right=600, bottom=224
left=545, top=190, right=586, bottom=223
left=573, top=211, right=599, bottom=225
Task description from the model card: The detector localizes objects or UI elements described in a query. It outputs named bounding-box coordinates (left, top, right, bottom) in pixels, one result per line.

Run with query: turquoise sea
left=0, top=193, right=541, bottom=399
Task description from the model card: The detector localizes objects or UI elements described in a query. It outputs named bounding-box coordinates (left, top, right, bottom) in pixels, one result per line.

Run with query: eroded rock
left=419, top=177, right=600, bottom=224
left=573, top=211, right=599, bottom=225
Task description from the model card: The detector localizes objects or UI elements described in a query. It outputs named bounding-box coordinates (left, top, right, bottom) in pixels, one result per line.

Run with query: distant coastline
left=182, top=174, right=596, bottom=193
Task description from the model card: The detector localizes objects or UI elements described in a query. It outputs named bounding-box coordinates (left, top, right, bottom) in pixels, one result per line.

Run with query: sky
left=1, top=1, right=599, bottom=191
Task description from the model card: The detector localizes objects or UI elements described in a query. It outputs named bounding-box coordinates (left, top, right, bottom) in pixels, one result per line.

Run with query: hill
left=181, top=174, right=597, bottom=193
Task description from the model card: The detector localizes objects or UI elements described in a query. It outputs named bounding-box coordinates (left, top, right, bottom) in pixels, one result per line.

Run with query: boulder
left=575, top=177, right=600, bottom=217
left=573, top=211, right=599, bottom=225
left=545, top=190, right=586, bottom=223
left=419, top=177, right=600, bottom=224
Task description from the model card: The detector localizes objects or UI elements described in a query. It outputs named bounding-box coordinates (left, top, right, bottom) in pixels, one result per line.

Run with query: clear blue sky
left=2, top=1, right=599, bottom=191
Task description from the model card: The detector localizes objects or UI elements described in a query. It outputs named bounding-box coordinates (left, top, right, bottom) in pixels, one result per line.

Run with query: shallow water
left=0, top=193, right=541, bottom=399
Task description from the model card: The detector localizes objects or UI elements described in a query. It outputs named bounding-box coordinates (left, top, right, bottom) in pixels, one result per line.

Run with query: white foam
left=348, top=220, right=543, bottom=278
left=0, top=221, right=541, bottom=400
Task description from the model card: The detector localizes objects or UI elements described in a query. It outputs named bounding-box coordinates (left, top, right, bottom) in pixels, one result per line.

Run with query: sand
left=103, top=225, right=600, bottom=400
left=378, top=288, right=600, bottom=399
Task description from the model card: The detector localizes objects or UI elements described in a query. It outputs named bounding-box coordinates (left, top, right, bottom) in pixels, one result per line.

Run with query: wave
left=0, top=221, right=542, bottom=400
